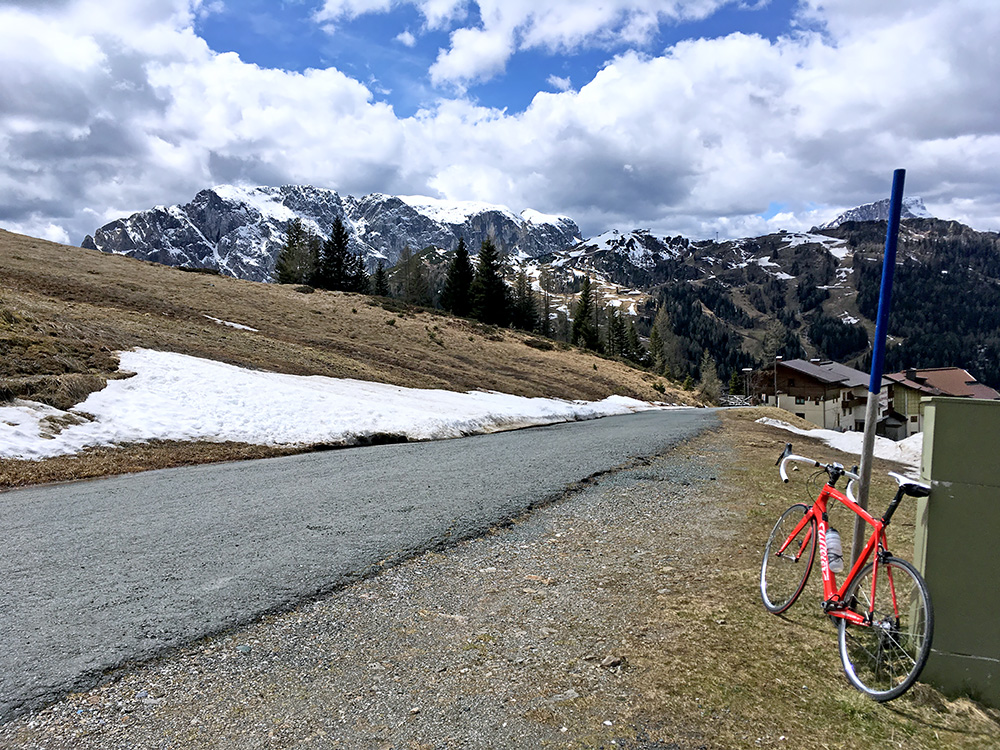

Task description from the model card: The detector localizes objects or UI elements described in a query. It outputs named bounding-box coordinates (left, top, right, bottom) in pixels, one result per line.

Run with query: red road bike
left=759, top=444, right=934, bottom=702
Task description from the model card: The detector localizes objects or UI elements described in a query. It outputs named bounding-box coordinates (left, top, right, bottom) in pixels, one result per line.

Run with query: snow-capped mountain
left=818, top=196, right=933, bottom=229
left=82, top=185, right=582, bottom=283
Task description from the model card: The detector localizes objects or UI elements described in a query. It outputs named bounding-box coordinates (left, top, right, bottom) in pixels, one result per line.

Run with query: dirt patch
left=0, top=441, right=302, bottom=491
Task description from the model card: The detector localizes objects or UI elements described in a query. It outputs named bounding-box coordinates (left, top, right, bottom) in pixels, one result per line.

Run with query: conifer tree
left=470, top=238, right=512, bottom=326
left=316, top=216, right=351, bottom=290
left=728, top=368, right=742, bottom=396
left=511, top=269, right=539, bottom=331
left=653, top=305, right=685, bottom=377
left=571, top=275, right=599, bottom=349
left=396, top=245, right=414, bottom=301
left=407, top=257, right=432, bottom=306
left=347, top=249, right=369, bottom=293
left=440, top=237, right=474, bottom=316
left=372, top=260, right=390, bottom=296
left=624, top=320, right=644, bottom=364
left=274, top=218, right=313, bottom=284
left=648, top=321, right=664, bottom=373
left=697, top=349, right=723, bottom=404
left=306, top=233, right=322, bottom=281
left=606, top=308, right=627, bottom=357
left=538, top=268, right=553, bottom=338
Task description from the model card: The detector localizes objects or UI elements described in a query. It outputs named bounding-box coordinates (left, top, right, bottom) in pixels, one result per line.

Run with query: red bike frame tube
left=778, top=483, right=889, bottom=626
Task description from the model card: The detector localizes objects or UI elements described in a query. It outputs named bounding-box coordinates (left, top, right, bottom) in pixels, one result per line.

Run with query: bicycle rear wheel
left=760, top=503, right=816, bottom=614
left=838, top=557, right=933, bottom=702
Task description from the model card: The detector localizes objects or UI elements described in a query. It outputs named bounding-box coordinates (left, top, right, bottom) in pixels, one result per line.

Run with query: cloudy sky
left=2, top=0, right=999, bottom=246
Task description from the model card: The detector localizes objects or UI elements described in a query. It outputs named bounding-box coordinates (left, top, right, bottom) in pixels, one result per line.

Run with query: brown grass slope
left=0, top=229, right=696, bottom=488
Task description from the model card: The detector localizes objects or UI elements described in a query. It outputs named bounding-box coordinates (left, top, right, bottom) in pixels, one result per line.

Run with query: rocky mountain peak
left=82, top=185, right=582, bottom=283
left=818, top=196, right=933, bottom=229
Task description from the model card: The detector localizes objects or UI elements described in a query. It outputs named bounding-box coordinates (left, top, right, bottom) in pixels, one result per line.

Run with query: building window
left=796, top=413, right=806, bottom=419
left=788, top=378, right=796, bottom=387
left=795, top=397, right=806, bottom=405
left=911, top=415, right=918, bottom=423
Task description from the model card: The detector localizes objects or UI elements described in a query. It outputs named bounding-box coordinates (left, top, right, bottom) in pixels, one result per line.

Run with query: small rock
left=236, top=645, right=252, bottom=655
left=550, top=688, right=580, bottom=703
left=600, top=655, right=624, bottom=668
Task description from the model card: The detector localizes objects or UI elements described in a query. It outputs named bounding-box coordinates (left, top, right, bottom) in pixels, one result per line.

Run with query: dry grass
left=0, top=229, right=698, bottom=489
left=608, top=412, right=1000, bottom=749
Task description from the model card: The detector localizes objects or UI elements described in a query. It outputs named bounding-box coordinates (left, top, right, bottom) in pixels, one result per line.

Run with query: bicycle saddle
left=887, top=471, right=931, bottom=498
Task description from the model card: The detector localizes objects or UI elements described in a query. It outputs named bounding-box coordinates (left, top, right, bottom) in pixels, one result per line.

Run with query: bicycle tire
left=837, top=557, right=933, bottom=702
left=760, top=503, right=816, bottom=614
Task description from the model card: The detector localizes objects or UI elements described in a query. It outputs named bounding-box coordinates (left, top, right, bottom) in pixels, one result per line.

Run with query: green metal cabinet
left=916, top=396, right=1000, bottom=705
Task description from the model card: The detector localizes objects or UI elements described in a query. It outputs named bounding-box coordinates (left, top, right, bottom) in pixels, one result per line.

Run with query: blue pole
left=868, top=168, right=906, bottom=393
left=852, top=168, right=906, bottom=563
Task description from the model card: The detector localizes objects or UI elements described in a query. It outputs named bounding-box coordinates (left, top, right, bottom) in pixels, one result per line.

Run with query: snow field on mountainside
left=0, top=349, right=667, bottom=461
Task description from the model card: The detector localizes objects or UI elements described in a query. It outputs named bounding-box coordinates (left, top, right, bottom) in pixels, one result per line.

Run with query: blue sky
left=196, top=0, right=806, bottom=116
left=2, top=0, right=1000, bottom=244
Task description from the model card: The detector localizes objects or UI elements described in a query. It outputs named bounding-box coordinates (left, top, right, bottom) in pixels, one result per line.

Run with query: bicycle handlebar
left=776, top=443, right=861, bottom=500
left=778, top=447, right=931, bottom=510
left=778, top=452, right=819, bottom=483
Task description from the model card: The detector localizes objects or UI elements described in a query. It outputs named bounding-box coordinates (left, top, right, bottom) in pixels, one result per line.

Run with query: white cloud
left=396, top=29, right=417, bottom=46
left=314, top=0, right=393, bottom=23
left=429, top=25, right=515, bottom=86
left=2, top=0, right=1000, bottom=248
left=547, top=74, right=572, bottom=91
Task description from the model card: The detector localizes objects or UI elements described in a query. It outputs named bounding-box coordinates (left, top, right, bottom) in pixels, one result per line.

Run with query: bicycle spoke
left=838, top=558, right=933, bottom=701
left=760, top=505, right=816, bottom=614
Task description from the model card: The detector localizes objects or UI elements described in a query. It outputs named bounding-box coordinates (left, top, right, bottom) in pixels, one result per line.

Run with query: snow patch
left=204, top=315, right=258, bottom=332
left=398, top=195, right=519, bottom=225
left=756, top=418, right=921, bottom=470
left=0, top=350, right=666, bottom=460
left=211, top=185, right=298, bottom=223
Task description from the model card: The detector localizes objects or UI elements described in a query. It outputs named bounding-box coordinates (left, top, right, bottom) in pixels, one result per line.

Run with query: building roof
left=886, top=367, right=1000, bottom=400
left=779, top=359, right=888, bottom=389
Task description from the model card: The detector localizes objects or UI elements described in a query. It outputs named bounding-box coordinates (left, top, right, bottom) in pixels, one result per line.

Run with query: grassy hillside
left=0, top=229, right=696, bottom=488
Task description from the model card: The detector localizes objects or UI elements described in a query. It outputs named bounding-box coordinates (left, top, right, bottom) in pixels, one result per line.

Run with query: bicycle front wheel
left=760, top=503, right=816, bottom=614
left=838, top=557, right=933, bottom=702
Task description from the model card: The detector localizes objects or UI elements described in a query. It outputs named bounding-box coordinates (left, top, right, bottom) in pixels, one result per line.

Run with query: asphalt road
left=0, top=408, right=717, bottom=722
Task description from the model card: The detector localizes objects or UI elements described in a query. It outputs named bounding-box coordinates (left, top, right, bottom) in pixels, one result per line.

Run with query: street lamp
left=774, top=356, right=782, bottom=407
left=742, top=367, right=752, bottom=399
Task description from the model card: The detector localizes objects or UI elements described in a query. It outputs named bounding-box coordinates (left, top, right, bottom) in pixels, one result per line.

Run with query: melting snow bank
left=0, top=349, right=676, bottom=461
left=756, top=418, right=922, bottom=471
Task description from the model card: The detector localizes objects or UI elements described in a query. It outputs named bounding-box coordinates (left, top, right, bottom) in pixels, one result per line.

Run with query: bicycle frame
left=776, top=482, right=896, bottom=626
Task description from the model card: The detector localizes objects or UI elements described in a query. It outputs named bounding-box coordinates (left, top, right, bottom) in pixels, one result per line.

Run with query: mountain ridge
left=817, top=196, right=933, bottom=229
left=82, top=185, right=582, bottom=283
